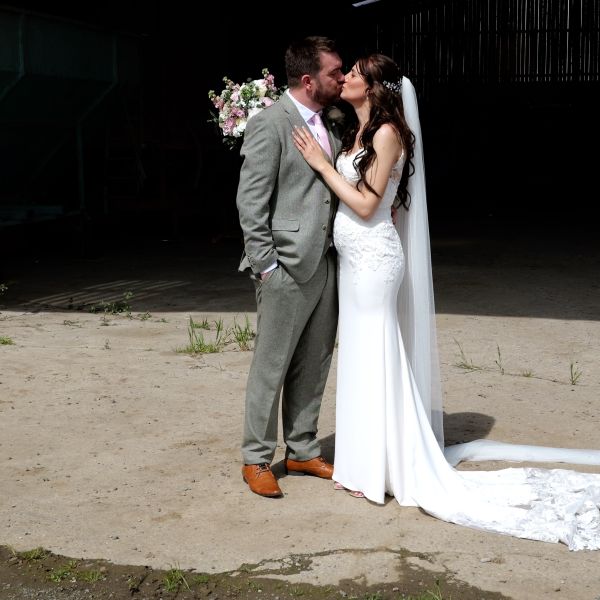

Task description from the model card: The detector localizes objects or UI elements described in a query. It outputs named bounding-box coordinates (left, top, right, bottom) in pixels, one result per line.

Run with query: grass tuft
left=569, top=361, right=582, bottom=385
left=180, top=316, right=227, bottom=354
left=80, top=569, right=103, bottom=582
left=17, top=547, right=48, bottom=561
left=232, top=315, right=255, bottom=351
left=48, top=560, right=78, bottom=583
left=162, top=565, right=191, bottom=592
left=452, top=339, right=481, bottom=371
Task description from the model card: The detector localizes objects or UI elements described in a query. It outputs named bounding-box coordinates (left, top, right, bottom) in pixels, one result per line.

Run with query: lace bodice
left=335, top=149, right=405, bottom=223
left=333, top=149, right=406, bottom=283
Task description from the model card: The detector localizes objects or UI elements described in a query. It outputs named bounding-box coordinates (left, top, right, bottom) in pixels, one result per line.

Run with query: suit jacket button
left=325, top=199, right=330, bottom=204
left=322, top=225, right=327, bottom=231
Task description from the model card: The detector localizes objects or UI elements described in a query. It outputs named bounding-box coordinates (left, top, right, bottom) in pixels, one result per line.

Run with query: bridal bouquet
left=208, top=68, right=282, bottom=149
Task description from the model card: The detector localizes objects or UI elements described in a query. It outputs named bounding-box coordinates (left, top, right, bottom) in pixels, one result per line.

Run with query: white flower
left=253, top=79, right=268, bottom=98
left=233, top=120, right=247, bottom=137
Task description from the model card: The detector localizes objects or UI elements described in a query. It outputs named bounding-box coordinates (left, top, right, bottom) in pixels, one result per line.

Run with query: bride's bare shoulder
left=374, top=123, right=402, bottom=144
left=373, top=124, right=403, bottom=158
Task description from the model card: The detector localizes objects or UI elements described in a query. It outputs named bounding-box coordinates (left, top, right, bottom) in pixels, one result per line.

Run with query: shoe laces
left=256, top=463, right=271, bottom=473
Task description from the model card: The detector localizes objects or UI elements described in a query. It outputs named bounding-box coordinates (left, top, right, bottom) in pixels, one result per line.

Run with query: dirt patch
left=0, top=545, right=510, bottom=599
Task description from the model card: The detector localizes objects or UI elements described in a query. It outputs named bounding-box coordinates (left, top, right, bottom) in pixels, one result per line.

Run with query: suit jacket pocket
left=271, top=218, right=299, bottom=232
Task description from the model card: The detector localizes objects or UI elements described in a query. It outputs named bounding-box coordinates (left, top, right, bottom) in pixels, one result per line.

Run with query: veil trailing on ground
left=396, top=76, right=444, bottom=448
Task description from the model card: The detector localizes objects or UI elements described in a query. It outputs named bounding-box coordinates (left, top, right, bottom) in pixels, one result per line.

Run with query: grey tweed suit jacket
left=236, top=94, right=342, bottom=284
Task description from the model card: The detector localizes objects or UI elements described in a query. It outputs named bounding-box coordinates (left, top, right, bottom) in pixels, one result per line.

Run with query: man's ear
left=300, top=74, right=312, bottom=89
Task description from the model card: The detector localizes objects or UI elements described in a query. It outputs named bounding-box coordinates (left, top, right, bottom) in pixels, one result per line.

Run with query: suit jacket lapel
left=280, top=94, right=308, bottom=132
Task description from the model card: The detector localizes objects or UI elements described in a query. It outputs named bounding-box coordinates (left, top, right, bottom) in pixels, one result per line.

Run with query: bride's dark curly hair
left=340, top=53, right=415, bottom=209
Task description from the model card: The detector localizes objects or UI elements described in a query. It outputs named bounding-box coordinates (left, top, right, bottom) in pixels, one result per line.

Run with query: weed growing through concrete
left=0, top=336, right=14, bottom=345
left=192, top=317, right=210, bottom=330
left=494, top=344, right=505, bottom=375
left=570, top=361, right=582, bottom=385
left=232, top=315, right=256, bottom=350
left=453, top=339, right=584, bottom=387
left=180, top=315, right=255, bottom=354
left=453, top=339, right=482, bottom=371
left=182, top=316, right=225, bottom=353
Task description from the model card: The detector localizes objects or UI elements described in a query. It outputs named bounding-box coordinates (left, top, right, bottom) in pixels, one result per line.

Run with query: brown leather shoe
left=242, top=463, right=283, bottom=497
left=284, top=456, right=333, bottom=479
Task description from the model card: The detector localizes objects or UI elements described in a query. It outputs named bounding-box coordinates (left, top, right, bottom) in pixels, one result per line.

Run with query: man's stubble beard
left=312, top=83, right=341, bottom=109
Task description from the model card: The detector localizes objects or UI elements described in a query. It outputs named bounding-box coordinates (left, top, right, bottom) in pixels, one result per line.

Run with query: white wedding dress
left=331, top=80, right=600, bottom=551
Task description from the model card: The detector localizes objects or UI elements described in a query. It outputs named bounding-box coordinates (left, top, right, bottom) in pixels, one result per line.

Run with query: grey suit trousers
left=242, top=249, right=338, bottom=464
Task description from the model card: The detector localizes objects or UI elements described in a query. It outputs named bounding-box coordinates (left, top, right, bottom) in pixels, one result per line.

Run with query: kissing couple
left=235, top=36, right=600, bottom=550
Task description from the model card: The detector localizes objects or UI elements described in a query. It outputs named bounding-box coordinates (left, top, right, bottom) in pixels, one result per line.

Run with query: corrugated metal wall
left=372, top=0, right=599, bottom=96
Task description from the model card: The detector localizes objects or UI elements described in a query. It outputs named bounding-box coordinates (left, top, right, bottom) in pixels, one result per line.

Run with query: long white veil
left=397, top=77, right=600, bottom=468
left=396, top=77, right=444, bottom=448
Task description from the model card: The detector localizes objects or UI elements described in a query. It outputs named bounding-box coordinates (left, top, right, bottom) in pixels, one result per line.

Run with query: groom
left=236, top=36, right=345, bottom=497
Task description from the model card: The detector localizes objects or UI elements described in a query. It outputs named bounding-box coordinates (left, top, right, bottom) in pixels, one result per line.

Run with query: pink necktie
left=311, top=112, right=332, bottom=158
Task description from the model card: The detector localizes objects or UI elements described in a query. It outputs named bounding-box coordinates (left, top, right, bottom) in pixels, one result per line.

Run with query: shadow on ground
left=1, top=217, right=599, bottom=320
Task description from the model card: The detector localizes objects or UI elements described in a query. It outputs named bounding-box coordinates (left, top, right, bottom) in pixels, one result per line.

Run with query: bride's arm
left=292, top=123, right=401, bottom=220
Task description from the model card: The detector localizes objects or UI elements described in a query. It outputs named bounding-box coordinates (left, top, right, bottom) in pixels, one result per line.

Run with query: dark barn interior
left=0, top=0, right=598, bottom=263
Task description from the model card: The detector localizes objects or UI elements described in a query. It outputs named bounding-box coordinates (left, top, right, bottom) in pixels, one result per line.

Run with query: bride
left=292, top=53, right=600, bottom=551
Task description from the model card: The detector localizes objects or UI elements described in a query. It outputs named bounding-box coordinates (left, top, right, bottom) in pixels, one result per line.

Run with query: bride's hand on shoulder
left=292, top=126, right=329, bottom=172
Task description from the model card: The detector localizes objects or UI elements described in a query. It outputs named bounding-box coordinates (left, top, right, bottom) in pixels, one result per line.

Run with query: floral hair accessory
left=208, top=68, right=283, bottom=149
left=382, top=80, right=402, bottom=94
